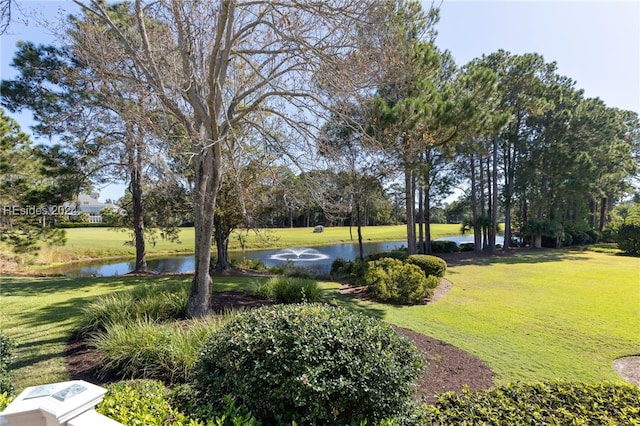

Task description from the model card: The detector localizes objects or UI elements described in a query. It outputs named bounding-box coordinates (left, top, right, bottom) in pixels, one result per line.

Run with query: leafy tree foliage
left=0, top=109, right=86, bottom=253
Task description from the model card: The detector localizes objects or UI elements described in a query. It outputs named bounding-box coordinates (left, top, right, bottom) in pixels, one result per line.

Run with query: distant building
left=66, top=193, right=123, bottom=223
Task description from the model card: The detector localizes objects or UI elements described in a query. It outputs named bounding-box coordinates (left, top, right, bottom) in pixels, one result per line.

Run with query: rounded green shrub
left=194, top=304, right=424, bottom=424
left=406, top=254, right=447, bottom=278
left=330, top=257, right=350, bottom=275
left=364, top=257, right=430, bottom=304
left=98, top=380, right=190, bottom=425
left=617, top=222, right=640, bottom=255
left=0, top=332, right=15, bottom=395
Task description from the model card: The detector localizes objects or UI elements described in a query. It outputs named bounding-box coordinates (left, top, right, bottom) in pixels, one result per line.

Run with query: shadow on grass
left=321, top=287, right=386, bottom=320
left=0, top=275, right=190, bottom=297
left=441, top=248, right=592, bottom=267
left=11, top=337, right=69, bottom=370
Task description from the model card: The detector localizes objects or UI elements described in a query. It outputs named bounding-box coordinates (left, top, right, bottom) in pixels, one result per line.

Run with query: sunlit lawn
left=2, top=249, right=638, bottom=393
left=329, top=250, right=640, bottom=385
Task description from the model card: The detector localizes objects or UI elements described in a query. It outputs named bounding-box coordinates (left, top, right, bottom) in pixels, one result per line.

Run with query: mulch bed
left=64, top=279, right=493, bottom=404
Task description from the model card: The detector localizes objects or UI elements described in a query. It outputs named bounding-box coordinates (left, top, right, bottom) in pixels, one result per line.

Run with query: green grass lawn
left=1, top=250, right=638, bottom=393
left=329, top=250, right=640, bottom=385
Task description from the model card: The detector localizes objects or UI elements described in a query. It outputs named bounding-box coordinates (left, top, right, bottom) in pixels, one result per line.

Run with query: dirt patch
left=65, top=288, right=493, bottom=404
left=394, top=326, right=493, bottom=402
left=210, top=290, right=276, bottom=313
left=613, top=356, right=640, bottom=386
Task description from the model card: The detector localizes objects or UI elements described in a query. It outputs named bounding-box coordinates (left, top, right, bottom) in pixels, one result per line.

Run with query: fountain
left=269, top=247, right=330, bottom=262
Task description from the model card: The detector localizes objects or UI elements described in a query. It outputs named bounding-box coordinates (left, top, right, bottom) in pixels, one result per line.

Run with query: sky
left=1, top=0, right=639, bottom=202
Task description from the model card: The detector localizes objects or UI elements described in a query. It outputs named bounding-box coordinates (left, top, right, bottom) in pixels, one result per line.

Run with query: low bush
left=421, top=381, right=640, bottom=425
left=170, top=385, right=260, bottom=426
left=406, top=254, right=447, bottom=278
left=230, top=257, right=267, bottom=271
left=79, top=281, right=189, bottom=335
left=459, top=242, right=475, bottom=252
left=0, top=332, right=15, bottom=395
left=366, top=248, right=409, bottom=262
left=430, top=240, right=459, bottom=253
left=617, top=222, right=640, bottom=255
left=267, top=264, right=314, bottom=279
left=98, top=380, right=260, bottom=426
left=98, top=380, right=190, bottom=425
left=424, top=275, right=440, bottom=291
left=91, top=317, right=224, bottom=383
left=194, top=304, right=424, bottom=424
left=364, top=257, right=431, bottom=304
left=330, top=257, right=350, bottom=276
left=254, top=277, right=321, bottom=303
left=0, top=392, right=14, bottom=411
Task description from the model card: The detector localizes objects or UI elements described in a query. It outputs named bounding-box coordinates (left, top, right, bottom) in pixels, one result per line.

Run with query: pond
left=50, top=235, right=498, bottom=277
left=52, top=240, right=406, bottom=277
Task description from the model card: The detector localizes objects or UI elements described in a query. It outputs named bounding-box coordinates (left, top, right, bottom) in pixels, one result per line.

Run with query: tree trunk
left=533, top=234, right=542, bottom=249
left=470, top=154, right=481, bottom=252
left=417, top=184, right=425, bottom=254
left=599, top=197, right=607, bottom=232
left=129, top=128, right=147, bottom=273
left=213, top=213, right=232, bottom=271
left=356, top=202, right=364, bottom=262
left=405, top=164, right=417, bottom=254
left=214, top=231, right=231, bottom=270
left=489, top=136, right=499, bottom=253
left=188, top=142, right=221, bottom=318
left=424, top=187, right=432, bottom=254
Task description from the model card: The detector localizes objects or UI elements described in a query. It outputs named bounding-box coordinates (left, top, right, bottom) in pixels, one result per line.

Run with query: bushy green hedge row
left=194, top=304, right=424, bottom=425
left=55, top=222, right=112, bottom=228
left=94, top=379, right=640, bottom=425
left=0, top=332, right=15, bottom=395
left=421, top=381, right=640, bottom=425
left=254, top=277, right=321, bottom=303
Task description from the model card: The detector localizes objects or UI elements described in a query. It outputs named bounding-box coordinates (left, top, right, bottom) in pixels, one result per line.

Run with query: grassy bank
left=2, top=250, right=638, bottom=392
left=2, top=224, right=464, bottom=272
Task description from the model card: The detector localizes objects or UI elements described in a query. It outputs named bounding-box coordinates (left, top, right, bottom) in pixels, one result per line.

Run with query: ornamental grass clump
left=254, top=276, right=321, bottom=303
left=194, top=304, right=424, bottom=424
left=79, top=281, right=189, bottom=335
left=91, top=317, right=225, bottom=384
